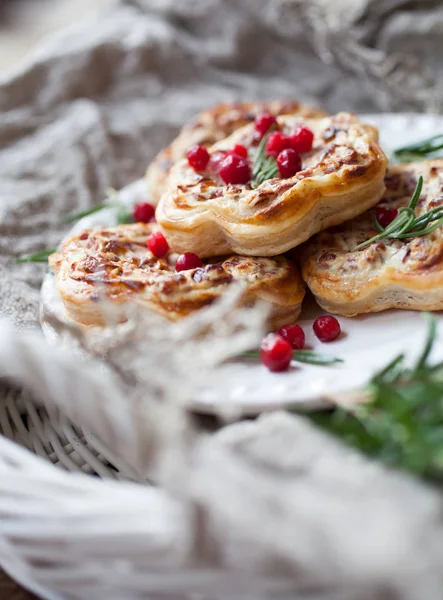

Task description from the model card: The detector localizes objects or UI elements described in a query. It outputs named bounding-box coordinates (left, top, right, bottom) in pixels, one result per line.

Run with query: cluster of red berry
left=132, top=201, right=203, bottom=271
left=186, top=112, right=314, bottom=184
left=260, top=317, right=341, bottom=372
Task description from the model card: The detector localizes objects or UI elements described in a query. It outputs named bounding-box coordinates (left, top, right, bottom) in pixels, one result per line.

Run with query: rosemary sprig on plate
left=304, top=313, right=443, bottom=483
left=251, top=127, right=279, bottom=188
left=394, top=133, right=443, bottom=161
left=63, top=188, right=132, bottom=224
left=354, top=176, right=443, bottom=250
left=15, top=249, right=56, bottom=263
left=243, top=348, right=343, bottom=366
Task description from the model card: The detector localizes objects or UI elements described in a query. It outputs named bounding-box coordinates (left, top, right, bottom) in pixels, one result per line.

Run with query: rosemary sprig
left=354, top=176, right=443, bottom=250
left=242, top=348, right=343, bottom=366
left=63, top=188, right=132, bottom=225
left=15, top=249, right=56, bottom=263
left=304, top=313, right=443, bottom=484
left=251, top=128, right=279, bottom=188
left=394, top=133, right=443, bottom=161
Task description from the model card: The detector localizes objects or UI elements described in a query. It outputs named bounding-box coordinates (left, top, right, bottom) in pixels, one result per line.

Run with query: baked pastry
left=49, top=223, right=305, bottom=329
left=147, top=100, right=327, bottom=202
left=156, top=112, right=388, bottom=257
left=300, top=160, right=443, bottom=316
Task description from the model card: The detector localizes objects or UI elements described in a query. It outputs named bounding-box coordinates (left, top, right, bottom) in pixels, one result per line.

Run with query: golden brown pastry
left=49, top=223, right=305, bottom=328
left=156, top=112, right=388, bottom=257
left=300, top=160, right=443, bottom=316
left=147, top=100, right=327, bottom=202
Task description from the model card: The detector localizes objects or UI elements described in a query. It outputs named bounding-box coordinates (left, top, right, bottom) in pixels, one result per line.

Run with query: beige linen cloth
left=1, top=1, right=443, bottom=598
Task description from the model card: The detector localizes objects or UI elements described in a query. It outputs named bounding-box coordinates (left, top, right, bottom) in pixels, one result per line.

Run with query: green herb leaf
left=15, top=249, right=56, bottom=263
left=242, top=348, right=343, bottom=366
left=251, top=127, right=279, bottom=188
left=353, top=176, right=442, bottom=250
left=301, top=314, right=443, bottom=484
left=62, top=188, right=132, bottom=224
left=394, top=133, right=443, bottom=160
left=62, top=203, right=110, bottom=223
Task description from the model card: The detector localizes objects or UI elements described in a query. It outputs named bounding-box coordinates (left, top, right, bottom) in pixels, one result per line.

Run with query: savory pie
left=146, top=100, right=327, bottom=202
left=300, top=160, right=443, bottom=316
left=49, top=223, right=305, bottom=328
left=156, top=112, right=387, bottom=257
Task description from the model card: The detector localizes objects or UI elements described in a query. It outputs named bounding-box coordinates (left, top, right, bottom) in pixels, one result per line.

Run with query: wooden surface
left=0, top=571, right=36, bottom=600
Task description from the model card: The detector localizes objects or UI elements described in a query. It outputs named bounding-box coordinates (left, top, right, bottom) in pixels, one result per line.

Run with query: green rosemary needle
left=354, top=176, right=443, bottom=251
left=63, top=188, right=132, bottom=224
left=15, top=249, right=56, bottom=263
left=251, top=127, right=279, bottom=188
left=303, top=313, right=443, bottom=484
left=394, top=133, right=443, bottom=161
left=242, top=348, right=343, bottom=366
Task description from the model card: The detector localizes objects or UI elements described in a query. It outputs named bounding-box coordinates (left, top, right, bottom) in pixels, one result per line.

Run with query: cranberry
left=277, top=148, right=302, bottom=178
left=228, top=144, right=248, bottom=159
left=187, top=145, right=210, bottom=171
left=175, top=252, right=203, bottom=272
left=278, top=324, right=305, bottom=350
left=219, top=154, right=251, bottom=185
left=208, top=151, right=227, bottom=174
left=254, top=113, right=277, bottom=137
left=265, top=131, right=291, bottom=157
left=147, top=231, right=169, bottom=258
left=313, top=315, right=341, bottom=342
left=133, top=202, right=155, bottom=223
left=290, top=126, right=314, bottom=153
left=376, top=207, right=398, bottom=229
left=260, top=334, right=293, bottom=372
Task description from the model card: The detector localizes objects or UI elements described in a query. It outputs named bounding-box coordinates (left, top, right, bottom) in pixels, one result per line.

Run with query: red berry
left=254, top=113, right=277, bottom=137
left=277, top=148, right=302, bottom=178
left=219, top=154, right=251, bottom=185
left=265, top=131, right=291, bottom=157
left=376, top=207, right=398, bottom=229
left=149, top=216, right=157, bottom=223
left=260, top=334, right=293, bottom=372
left=290, top=126, right=314, bottom=153
left=133, top=202, right=155, bottom=223
left=278, top=324, right=305, bottom=350
left=147, top=231, right=169, bottom=258
left=313, top=315, right=341, bottom=343
left=175, top=252, right=203, bottom=272
left=208, top=151, right=227, bottom=174
left=228, top=144, right=248, bottom=159
left=187, top=145, right=210, bottom=171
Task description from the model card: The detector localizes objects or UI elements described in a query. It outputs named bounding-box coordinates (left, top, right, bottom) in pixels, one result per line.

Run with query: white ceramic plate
left=41, top=113, right=443, bottom=414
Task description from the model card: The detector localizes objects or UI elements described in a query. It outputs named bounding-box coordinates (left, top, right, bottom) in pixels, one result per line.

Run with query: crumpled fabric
left=1, top=2, right=443, bottom=598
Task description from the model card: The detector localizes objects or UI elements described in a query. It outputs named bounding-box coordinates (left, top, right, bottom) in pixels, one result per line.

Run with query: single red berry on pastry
left=290, top=126, right=314, bottom=153
left=277, top=148, right=302, bottom=178
left=133, top=202, right=155, bottom=223
left=376, top=207, right=398, bottom=229
left=254, top=113, right=277, bottom=137
left=187, top=145, right=210, bottom=171
left=228, top=144, right=248, bottom=159
left=175, top=252, right=203, bottom=272
left=265, top=131, right=291, bottom=157
left=208, top=151, right=227, bottom=174
left=147, top=231, right=169, bottom=258
left=278, top=323, right=305, bottom=350
left=313, top=315, right=341, bottom=342
left=219, top=154, right=251, bottom=185
left=260, top=333, right=293, bottom=372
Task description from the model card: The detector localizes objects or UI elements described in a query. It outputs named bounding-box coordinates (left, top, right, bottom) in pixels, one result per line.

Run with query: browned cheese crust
left=146, top=100, right=327, bottom=203
left=300, top=160, right=443, bottom=316
left=49, top=223, right=305, bottom=329
left=156, top=112, right=388, bottom=257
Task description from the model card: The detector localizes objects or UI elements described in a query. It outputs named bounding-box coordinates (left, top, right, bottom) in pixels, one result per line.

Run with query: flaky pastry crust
left=300, top=160, right=443, bottom=316
left=49, top=223, right=305, bottom=329
left=146, top=100, right=327, bottom=203
left=156, top=112, right=387, bottom=257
